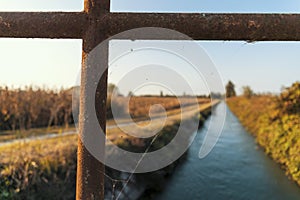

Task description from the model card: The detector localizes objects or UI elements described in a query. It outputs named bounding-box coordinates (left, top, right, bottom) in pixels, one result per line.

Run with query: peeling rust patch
left=0, top=16, right=11, bottom=28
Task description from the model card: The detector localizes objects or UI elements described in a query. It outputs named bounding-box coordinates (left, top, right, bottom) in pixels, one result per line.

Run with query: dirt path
left=0, top=101, right=218, bottom=147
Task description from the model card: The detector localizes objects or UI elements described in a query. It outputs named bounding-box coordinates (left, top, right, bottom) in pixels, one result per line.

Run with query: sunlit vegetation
left=0, top=87, right=210, bottom=200
left=0, top=135, right=77, bottom=199
left=0, top=85, right=211, bottom=142
left=227, top=82, right=300, bottom=186
left=242, top=86, right=254, bottom=99
left=128, top=97, right=209, bottom=119
left=0, top=85, right=207, bottom=132
left=0, top=86, right=73, bottom=131
left=109, top=104, right=212, bottom=153
left=0, top=107, right=212, bottom=199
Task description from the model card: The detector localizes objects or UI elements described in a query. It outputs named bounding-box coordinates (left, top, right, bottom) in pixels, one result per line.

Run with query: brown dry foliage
left=0, top=86, right=74, bottom=131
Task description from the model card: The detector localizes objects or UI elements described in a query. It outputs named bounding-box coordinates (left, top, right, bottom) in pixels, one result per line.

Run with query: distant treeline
left=0, top=86, right=73, bottom=131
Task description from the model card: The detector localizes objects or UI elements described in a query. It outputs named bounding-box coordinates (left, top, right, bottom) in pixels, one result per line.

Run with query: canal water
left=155, top=102, right=300, bottom=200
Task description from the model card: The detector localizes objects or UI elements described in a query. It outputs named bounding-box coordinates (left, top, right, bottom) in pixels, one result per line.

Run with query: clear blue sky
left=0, top=1, right=299, bottom=94
left=1, top=0, right=299, bottom=13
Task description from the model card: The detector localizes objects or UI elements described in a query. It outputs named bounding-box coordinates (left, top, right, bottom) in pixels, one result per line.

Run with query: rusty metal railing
left=0, top=0, right=299, bottom=199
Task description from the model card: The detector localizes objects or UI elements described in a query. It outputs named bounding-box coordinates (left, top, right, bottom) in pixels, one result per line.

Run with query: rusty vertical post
left=76, top=0, right=110, bottom=199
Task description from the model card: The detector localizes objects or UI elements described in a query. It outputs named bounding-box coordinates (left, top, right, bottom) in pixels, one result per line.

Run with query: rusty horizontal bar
left=104, top=13, right=300, bottom=41
left=1, top=12, right=299, bottom=41
left=0, top=12, right=88, bottom=38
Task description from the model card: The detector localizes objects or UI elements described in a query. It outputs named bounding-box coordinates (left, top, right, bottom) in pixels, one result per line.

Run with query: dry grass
left=128, top=97, right=209, bottom=118
left=107, top=100, right=216, bottom=149
left=0, top=135, right=77, bottom=199
left=0, top=97, right=214, bottom=199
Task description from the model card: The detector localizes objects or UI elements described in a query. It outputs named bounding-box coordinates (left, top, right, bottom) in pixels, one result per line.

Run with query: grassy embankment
left=0, top=134, right=78, bottom=199
left=227, top=90, right=300, bottom=186
left=0, top=98, right=214, bottom=199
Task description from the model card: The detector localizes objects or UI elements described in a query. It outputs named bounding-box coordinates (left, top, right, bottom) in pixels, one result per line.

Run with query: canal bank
left=104, top=101, right=216, bottom=200
left=154, top=103, right=300, bottom=200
